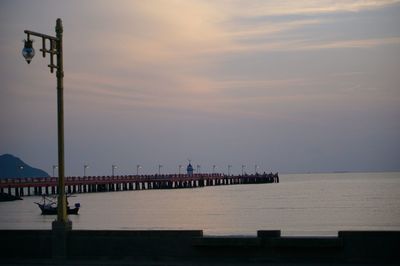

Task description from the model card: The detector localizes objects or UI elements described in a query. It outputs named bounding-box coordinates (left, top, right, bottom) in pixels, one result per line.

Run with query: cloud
left=301, top=37, right=400, bottom=50
left=206, top=1, right=400, bottom=54
left=225, top=19, right=323, bottom=40
left=211, top=36, right=400, bottom=54
left=71, top=0, right=400, bottom=65
left=63, top=0, right=400, bottom=119
left=214, top=0, right=400, bottom=17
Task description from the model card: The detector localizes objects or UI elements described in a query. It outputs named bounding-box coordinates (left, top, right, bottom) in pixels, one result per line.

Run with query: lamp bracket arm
left=24, top=30, right=58, bottom=41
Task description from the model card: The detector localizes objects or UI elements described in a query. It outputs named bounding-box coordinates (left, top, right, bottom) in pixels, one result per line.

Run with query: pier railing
left=0, top=173, right=279, bottom=197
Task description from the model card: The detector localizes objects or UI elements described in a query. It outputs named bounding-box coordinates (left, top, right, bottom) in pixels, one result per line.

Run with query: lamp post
left=178, top=165, right=182, bottom=175
left=254, top=164, right=259, bottom=175
left=228, top=165, right=232, bottom=176
left=52, top=165, right=58, bottom=177
left=22, top=19, right=70, bottom=231
left=17, top=166, right=24, bottom=178
left=196, top=164, right=201, bottom=174
left=112, top=165, right=117, bottom=176
left=136, top=164, right=141, bottom=176
left=242, top=165, right=246, bottom=176
left=212, top=165, right=216, bottom=174
left=158, top=165, right=163, bottom=175
left=84, top=164, right=89, bottom=177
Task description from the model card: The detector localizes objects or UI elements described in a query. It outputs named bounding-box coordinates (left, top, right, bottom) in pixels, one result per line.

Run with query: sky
left=1, top=0, right=399, bottom=176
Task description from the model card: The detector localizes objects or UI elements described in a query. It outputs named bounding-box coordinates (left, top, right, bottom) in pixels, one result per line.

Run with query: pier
left=0, top=173, right=279, bottom=197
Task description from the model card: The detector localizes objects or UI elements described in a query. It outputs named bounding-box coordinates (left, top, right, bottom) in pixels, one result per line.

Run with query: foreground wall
left=0, top=230, right=399, bottom=264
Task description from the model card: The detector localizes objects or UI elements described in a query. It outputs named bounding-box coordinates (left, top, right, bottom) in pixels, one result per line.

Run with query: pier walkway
left=0, top=173, right=279, bottom=197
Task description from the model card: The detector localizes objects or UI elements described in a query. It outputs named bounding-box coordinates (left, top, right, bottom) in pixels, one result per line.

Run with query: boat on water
left=34, top=195, right=80, bottom=215
left=0, top=192, right=22, bottom=202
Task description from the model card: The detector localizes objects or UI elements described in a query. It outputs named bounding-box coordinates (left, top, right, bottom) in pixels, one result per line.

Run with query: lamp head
left=22, top=39, right=35, bottom=64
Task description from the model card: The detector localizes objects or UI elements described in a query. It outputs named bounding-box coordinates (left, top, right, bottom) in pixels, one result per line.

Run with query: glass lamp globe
left=22, top=39, right=35, bottom=64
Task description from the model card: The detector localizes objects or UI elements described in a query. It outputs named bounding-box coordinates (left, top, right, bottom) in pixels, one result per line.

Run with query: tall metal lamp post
left=158, top=164, right=163, bottom=175
left=52, top=165, right=58, bottom=177
left=84, top=164, right=89, bottom=177
left=22, top=19, right=70, bottom=232
left=112, top=164, right=117, bottom=176
left=178, top=165, right=182, bottom=175
left=196, top=164, right=201, bottom=174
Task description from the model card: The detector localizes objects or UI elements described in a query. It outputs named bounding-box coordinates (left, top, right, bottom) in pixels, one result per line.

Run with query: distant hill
left=0, top=154, right=49, bottom=179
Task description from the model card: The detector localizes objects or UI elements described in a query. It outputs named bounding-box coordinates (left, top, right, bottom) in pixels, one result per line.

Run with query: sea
left=0, top=172, right=399, bottom=236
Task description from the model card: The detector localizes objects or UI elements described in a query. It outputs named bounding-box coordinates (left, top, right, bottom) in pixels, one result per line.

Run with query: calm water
left=1, top=172, right=399, bottom=236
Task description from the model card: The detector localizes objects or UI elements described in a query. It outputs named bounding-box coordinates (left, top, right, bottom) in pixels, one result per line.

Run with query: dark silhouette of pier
left=0, top=172, right=279, bottom=197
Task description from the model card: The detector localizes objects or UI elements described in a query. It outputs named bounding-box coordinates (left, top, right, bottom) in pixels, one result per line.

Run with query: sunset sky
left=1, top=0, right=399, bottom=176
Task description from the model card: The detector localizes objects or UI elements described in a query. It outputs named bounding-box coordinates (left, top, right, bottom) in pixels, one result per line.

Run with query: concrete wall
left=0, top=230, right=399, bottom=264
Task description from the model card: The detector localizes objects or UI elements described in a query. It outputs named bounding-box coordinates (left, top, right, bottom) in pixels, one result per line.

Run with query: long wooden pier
left=0, top=173, right=279, bottom=197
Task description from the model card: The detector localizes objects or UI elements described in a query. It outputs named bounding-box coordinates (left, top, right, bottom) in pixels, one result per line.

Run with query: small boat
left=0, top=192, right=22, bottom=202
left=34, top=195, right=80, bottom=215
